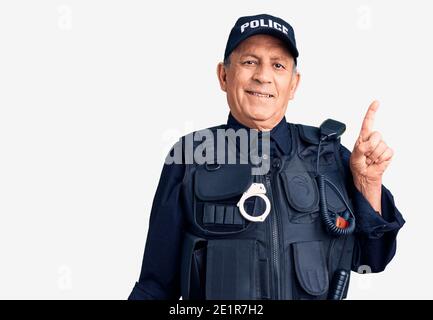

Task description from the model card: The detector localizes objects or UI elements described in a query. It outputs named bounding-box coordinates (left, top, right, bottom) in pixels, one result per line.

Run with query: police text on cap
left=240, top=18, right=289, bottom=35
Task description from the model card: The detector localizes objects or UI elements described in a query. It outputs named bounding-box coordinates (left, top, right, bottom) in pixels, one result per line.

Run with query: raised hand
left=350, top=101, right=393, bottom=206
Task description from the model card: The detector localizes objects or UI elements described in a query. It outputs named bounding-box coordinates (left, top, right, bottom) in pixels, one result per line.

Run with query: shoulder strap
left=295, top=123, right=321, bottom=145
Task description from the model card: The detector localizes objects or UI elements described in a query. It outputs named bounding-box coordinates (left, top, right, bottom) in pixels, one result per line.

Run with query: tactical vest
left=179, top=121, right=356, bottom=300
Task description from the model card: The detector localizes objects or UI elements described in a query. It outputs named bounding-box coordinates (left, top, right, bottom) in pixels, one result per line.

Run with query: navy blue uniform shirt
left=128, top=113, right=405, bottom=300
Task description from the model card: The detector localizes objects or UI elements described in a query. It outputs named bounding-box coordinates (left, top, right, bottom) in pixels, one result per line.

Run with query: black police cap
left=224, top=14, right=299, bottom=65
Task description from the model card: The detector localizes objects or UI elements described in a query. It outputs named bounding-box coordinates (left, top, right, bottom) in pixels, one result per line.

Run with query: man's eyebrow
left=239, top=53, right=290, bottom=61
left=269, top=55, right=290, bottom=61
left=239, top=53, right=260, bottom=59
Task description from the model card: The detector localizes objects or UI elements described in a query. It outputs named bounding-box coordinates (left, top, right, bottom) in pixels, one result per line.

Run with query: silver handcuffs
left=236, top=183, right=271, bottom=222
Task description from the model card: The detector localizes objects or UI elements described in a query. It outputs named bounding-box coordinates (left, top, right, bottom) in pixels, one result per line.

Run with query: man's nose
left=252, top=64, right=273, bottom=84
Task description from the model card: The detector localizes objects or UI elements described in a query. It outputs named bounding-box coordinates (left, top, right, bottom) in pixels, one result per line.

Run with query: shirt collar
left=226, top=112, right=291, bottom=155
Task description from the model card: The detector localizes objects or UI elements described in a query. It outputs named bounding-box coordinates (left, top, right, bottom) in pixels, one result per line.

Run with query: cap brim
left=232, top=28, right=299, bottom=62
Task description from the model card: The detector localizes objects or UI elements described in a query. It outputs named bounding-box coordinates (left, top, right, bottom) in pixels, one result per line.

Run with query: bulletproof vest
left=179, top=121, right=356, bottom=300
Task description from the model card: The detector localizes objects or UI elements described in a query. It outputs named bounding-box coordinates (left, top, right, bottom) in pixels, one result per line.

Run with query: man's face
left=217, top=34, right=300, bottom=130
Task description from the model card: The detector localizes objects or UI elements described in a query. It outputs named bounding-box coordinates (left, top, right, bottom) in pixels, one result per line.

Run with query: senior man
left=128, top=13, right=405, bottom=300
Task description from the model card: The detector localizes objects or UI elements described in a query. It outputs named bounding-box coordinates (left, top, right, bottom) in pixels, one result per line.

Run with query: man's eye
left=243, top=60, right=257, bottom=65
left=274, top=63, right=286, bottom=69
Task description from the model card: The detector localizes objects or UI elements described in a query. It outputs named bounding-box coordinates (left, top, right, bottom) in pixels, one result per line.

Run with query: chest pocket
left=280, top=170, right=349, bottom=224
left=194, top=163, right=254, bottom=233
left=281, top=171, right=320, bottom=223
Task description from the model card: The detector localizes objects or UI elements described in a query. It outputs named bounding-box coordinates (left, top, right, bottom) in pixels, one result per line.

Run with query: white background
left=0, top=0, right=430, bottom=299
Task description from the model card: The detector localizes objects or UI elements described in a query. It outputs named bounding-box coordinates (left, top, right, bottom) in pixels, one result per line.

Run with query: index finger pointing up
left=360, top=100, right=380, bottom=141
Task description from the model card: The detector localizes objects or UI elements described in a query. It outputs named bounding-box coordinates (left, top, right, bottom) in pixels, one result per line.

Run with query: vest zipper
left=265, top=173, right=281, bottom=299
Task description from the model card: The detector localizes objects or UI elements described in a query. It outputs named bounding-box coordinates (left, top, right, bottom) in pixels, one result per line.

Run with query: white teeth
left=248, top=91, right=272, bottom=98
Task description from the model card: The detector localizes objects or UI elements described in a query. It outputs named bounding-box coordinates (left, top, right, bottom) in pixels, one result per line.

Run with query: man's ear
left=217, top=62, right=227, bottom=92
left=289, top=71, right=301, bottom=100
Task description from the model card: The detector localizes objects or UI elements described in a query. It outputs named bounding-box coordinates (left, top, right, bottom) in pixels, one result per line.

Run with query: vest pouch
left=281, top=171, right=320, bottom=223
left=180, top=232, right=207, bottom=300
left=205, top=238, right=258, bottom=300
left=194, top=164, right=254, bottom=232
left=292, top=240, right=329, bottom=299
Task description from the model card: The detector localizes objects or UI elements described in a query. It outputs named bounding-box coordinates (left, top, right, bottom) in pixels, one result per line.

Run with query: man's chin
left=247, top=108, right=275, bottom=122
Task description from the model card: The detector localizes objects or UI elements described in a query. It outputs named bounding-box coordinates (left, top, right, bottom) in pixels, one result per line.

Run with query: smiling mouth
left=245, top=90, right=274, bottom=98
